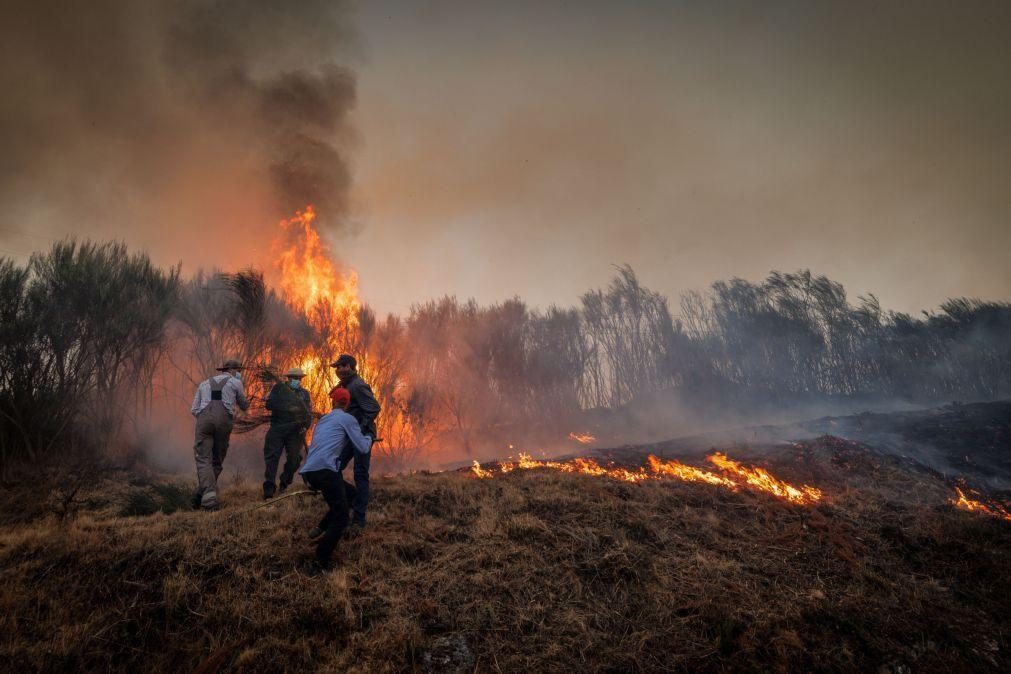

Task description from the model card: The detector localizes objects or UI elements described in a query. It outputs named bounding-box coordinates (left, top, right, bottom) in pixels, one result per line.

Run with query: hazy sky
left=2, top=1, right=1009, bottom=316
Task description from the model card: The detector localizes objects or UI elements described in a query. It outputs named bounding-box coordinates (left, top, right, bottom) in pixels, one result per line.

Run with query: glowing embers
left=472, top=452, right=824, bottom=504
left=568, top=432, right=596, bottom=444
left=951, top=486, right=1011, bottom=522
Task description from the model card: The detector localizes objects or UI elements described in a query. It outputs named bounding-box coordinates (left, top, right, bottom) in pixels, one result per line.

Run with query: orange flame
left=647, top=455, right=737, bottom=488
left=707, top=452, right=823, bottom=505
left=471, top=460, right=493, bottom=479
left=568, top=432, right=596, bottom=444
left=270, top=206, right=372, bottom=435
left=470, top=451, right=823, bottom=503
left=951, top=487, right=1011, bottom=522
left=274, top=205, right=360, bottom=318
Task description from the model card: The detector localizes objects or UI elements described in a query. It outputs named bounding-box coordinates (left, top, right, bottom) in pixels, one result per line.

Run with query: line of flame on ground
left=471, top=452, right=822, bottom=504
left=951, top=487, right=1011, bottom=522
left=568, top=432, right=596, bottom=444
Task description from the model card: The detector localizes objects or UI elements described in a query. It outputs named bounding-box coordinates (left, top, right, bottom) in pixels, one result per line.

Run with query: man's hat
left=216, top=359, right=243, bottom=372
left=283, top=367, right=306, bottom=379
left=331, top=354, right=357, bottom=369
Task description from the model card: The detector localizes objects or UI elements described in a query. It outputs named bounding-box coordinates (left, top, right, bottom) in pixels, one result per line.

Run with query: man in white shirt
left=190, top=359, right=249, bottom=510
left=300, top=388, right=372, bottom=569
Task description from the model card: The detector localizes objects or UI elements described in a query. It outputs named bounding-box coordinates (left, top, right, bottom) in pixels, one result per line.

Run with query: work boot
left=200, top=490, right=219, bottom=511
left=263, top=482, right=276, bottom=500
left=278, top=481, right=289, bottom=495
left=308, top=526, right=324, bottom=540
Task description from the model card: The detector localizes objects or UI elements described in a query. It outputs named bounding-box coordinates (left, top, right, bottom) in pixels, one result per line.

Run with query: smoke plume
left=0, top=0, right=357, bottom=268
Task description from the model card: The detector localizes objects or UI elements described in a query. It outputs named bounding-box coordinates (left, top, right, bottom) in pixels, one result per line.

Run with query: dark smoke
left=0, top=0, right=357, bottom=255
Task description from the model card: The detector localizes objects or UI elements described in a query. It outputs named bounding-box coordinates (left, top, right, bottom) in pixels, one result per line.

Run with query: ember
left=568, top=432, right=596, bottom=444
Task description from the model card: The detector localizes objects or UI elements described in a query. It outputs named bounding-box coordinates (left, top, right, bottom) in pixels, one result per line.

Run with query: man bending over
left=299, top=388, right=372, bottom=571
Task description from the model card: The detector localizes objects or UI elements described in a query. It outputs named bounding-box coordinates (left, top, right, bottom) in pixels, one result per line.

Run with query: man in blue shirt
left=299, top=387, right=373, bottom=569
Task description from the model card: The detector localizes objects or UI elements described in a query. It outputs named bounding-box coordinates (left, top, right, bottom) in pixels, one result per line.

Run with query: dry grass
left=0, top=436, right=1008, bottom=672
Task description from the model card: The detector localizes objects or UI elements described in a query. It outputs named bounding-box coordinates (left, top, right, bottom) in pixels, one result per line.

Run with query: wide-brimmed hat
left=283, top=367, right=306, bottom=379
left=216, top=359, right=243, bottom=372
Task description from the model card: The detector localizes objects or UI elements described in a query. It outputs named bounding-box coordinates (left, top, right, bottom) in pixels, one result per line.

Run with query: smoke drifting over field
left=0, top=0, right=357, bottom=267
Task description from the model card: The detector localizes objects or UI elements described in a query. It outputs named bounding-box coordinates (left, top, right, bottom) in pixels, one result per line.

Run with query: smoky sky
left=2, top=1, right=1010, bottom=316
left=0, top=0, right=357, bottom=269
left=345, top=0, right=1011, bottom=316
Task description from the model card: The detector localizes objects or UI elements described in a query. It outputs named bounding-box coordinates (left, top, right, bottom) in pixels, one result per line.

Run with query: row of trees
left=2, top=242, right=1009, bottom=477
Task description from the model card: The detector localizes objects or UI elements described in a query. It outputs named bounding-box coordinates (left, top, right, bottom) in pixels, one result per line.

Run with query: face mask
left=289, top=379, right=301, bottom=389
left=233, top=371, right=242, bottom=381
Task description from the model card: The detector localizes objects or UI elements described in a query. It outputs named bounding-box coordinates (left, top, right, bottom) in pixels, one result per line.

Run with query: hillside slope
left=1, top=436, right=1009, bottom=672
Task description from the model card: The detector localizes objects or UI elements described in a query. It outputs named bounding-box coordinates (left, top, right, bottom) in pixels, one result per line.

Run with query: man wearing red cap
left=330, top=354, right=381, bottom=528
left=300, top=387, right=372, bottom=570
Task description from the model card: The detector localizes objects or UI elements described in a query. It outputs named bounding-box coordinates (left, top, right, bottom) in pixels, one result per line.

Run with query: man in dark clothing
left=330, top=353, right=381, bottom=527
left=300, top=387, right=372, bottom=570
left=262, top=367, right=313, bottom=499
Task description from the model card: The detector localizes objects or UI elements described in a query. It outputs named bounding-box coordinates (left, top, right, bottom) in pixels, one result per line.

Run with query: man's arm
left=297, top=388, right=313, bottom=426
left=190, top=382, right=205, bottom=417
left=233, top=377, right=250, bottom=412
left=264, top=383, right=281, bottom=412
left=343, top=415, right=373, bottom=454
left=353, top=381, right=381, bottom=430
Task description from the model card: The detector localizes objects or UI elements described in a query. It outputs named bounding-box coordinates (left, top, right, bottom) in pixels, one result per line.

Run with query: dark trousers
left=263, top=424, right=305, bottom=490
left=338, top=445, right=370, bottom=524
left=302, top=469, right=355, bottom=565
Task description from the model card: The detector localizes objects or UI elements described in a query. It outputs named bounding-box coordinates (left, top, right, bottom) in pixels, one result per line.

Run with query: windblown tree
left=581, top=265, right=680, bottom=408
left=0, top=242, right=179, bottom=477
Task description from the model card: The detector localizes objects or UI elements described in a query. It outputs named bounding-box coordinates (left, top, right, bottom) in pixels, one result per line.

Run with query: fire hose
left=226, top=489, right=317, bottom=519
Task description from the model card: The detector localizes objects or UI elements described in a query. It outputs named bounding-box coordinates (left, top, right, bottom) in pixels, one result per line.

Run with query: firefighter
left=262, top=367, right=313, bottom=499
left=190, top=359, right=249, bottom=510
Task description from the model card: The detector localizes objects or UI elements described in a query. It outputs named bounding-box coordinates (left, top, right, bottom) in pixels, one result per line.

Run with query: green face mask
left=289, top=379, right=301, bottom=389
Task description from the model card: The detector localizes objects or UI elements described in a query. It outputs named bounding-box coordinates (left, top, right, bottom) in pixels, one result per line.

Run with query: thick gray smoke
left=0, top=0, right=357, bottom=264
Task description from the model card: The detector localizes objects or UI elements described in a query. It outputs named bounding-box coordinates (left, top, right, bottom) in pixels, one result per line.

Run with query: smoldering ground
left=0, top=0, right=358, bottom=269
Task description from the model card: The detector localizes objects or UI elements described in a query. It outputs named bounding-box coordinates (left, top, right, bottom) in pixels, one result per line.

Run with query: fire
left=707, top=452, right=822, bottom=505
left=568, top=432, right=596, bottom=444
left=274, top=205, right=360, bottom=318
left=470, top=451, right=823, bottom=503
left=951, top=487, right=1011, bottom=522
left=647, top=455, right=736, bottom=488
left=471, top=460, right=493, bottom=479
